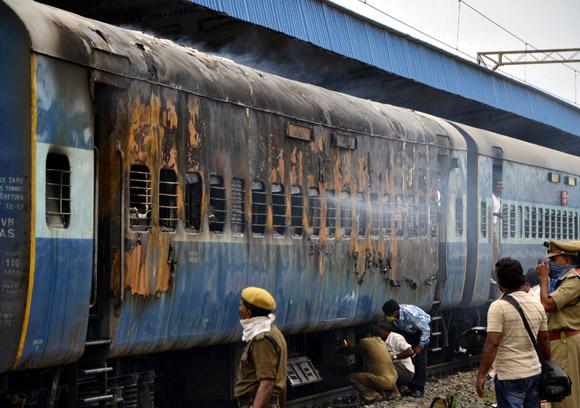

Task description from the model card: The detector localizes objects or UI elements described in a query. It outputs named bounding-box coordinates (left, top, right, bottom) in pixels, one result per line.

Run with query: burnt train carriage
left=1, top=0, right=580, bottom=405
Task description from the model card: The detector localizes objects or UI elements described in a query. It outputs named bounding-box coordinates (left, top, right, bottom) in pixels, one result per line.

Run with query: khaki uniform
left=348, top=336, right=397, bottom=401
left=548, top=268, right=580, bottom=408
left=235, top=325, right=287, bottom=408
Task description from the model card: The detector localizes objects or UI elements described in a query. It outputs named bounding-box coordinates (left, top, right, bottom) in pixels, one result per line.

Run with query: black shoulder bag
left=503, top=295, right=571, bottom=402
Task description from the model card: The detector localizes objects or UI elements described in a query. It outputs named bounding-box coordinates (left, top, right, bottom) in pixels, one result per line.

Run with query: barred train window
left=251, top=181, right=266, bottom=235
left=290, top=186, right=303, bottom=237
left=430, top=196, right=438, bottom=238
left=550, top=210, right=556, bottom=239
left=568, top=212, right=574, bottom=240
left=309, top=188, right=321, bottom=237
left=418, top=197, right=428, bottom=237
left=517, top=206, right=522, bottom=239
left=480, top=201, right=487, bottom=238
left=501, top=204, right=509, bottom=239
left=407, top=196, right=417, bottom=238
left=327, top=190, right=336, bottom=238
left=575, top=213, right=579, bottom=240
left=209, top=175, right=226, bottom=233
left=159, top=168, right=178, bottom=232
left=557, top=210, right=562, bottom=239
left=272, top=184, right=286, bottom=236
left=562, top=211, right=567, bottom=240
left=339, top=191, right=351, bottom=238
left=538, top=208, right=544, bottom=238
left=382, top=194, right=392, bottom=237
left=185, top=173, right=202, bottom=232
left=129, top=164, right=151, bottom=231
left=46, top=153, right=71, bottom=229
left=395, top=195, right=404, bottom=236
left=370, top=193, right=380, bottom=238
left=231, top=178, right=245, bottom=234
left=356, top=193, right=367, bottom=238
left=455, top=197, right=464, bottom=237
left=544, top=209, right=550, bottom=239
left=531, top=207, right=537, bottom=238
left=509, top=205, right=516, bottom=239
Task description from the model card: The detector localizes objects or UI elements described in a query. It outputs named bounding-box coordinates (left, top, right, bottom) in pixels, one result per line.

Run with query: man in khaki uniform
left=235, top=287, right=287, bottom=408
left=339, top=325, right=398, bottom=403
left=538, top=240, right=580, bottom=408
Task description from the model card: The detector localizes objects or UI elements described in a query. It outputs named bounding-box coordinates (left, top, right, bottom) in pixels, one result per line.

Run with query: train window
left=251, top=181, right=267, bottom=235
left=544, top=209, right=550, bottom=238
left=46, top=153, right=71, bottom=229
left=369, top=193, right=380, bottom=238
left=327, top=189, right=336, bottom=238
left=339, top=191, right=352, bottom=238
left=209, top=175, right=226, bottom=233
left=309, top=188, right=321, bottom=237
left=430, top=196, right=439, bottom=238
left=480, top=200, right=487, bottom=238
left=129, top=164, right=152, bottom=231
left=407, top=196, right=418, bottom=238
left=523, top=207, right=530, bottom=239
left=395, top=195, right=404, bottom=236
left=538, top=208, right=544, bottom=238
left=568, top=212, right=574, bottom=240
left=455, top=197, right=464, bottom=237
left=562, top=211, right=567, bottom=240
left=272, top=184, right=286, bottom=236
left=531, top=207, right=537, bottom=238
left=356, top=193, right=367, bottom=238
left=418, top=197, right=428, bottom=237
left=550, top=210, right=556, bottom=239
left=509, top=205, right=516, bottom=239
left=231, top=178, right=246, bottom=234
left=501, top=204, right=509, bottom=239
left=557, top=210, right=562, bottom=239
left=290, top=186, right=303, bottom=237
left=575, top=212, right=579, bottom=239
left=382, top=194, right=392, bottom=237
left=185, top=172, right=202, bottom=232
left=159, top=169, right=178, bottom=232
left=517, top=206, right=523, bottom=239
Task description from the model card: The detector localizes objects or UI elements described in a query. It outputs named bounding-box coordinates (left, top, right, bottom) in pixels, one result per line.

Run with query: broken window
left=209, top=175, right=226, bottom=233
left=159, top=168, right=178, bottom=232
left=339, top=191, right=351, bottom=238
left=272, top=183, right=286, bottom=236
left=290, top=186, right=303, bottom=237
left=46, top=153, right=71, bottom=229
left=309, top=188, right=321, bottom=237
left=185, top=172, right=202, bottom=232
left=231, top=178, right=246, bottom=234
left=252, top=181, right=267, bottom=235
left=129, top=164, right=152, bottom=231
left=327, top=189, right=336, bottom=238
left=356, top=193, right=367, bottom=238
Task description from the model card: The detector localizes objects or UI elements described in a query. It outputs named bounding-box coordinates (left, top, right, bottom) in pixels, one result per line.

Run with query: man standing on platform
left=537, top=241, right=580, bottom=408
left=235, top=287, right=287, bottom=408
left=382, top=299, right=430, bottom=398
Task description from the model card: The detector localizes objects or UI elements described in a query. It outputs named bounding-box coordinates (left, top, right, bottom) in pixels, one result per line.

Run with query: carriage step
left=287, top=356, right=322, bottom=387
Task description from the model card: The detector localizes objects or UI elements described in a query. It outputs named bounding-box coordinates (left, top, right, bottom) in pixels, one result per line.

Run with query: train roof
left=2, top=0, right=449, bottom=147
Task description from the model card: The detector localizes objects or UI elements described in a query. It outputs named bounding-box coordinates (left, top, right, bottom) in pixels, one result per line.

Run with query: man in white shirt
left=492, top=179, right=504, bottom=266
left=377, top=322, right=414, bottom=393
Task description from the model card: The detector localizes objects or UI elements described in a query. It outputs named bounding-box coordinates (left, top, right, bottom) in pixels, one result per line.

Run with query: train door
left=434, top=136, right=450, bottom=304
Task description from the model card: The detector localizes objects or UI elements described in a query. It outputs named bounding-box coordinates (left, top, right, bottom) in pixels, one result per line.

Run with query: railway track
left=287, top=355, right=482, bottom=408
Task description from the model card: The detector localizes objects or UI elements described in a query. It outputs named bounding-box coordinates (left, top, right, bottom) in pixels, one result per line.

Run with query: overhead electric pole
left=477, top=48, right=580, bottom=71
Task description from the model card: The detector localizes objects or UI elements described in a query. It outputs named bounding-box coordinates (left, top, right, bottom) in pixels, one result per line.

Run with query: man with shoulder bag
left=476, top=258, right=551, bottom=407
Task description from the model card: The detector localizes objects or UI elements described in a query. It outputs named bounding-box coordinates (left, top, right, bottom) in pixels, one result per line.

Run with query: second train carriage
left=1, top=0, right=580, bottom=404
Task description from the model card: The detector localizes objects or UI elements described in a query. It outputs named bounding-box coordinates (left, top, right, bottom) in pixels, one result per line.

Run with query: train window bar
left=356, top=193, right=367, bottom=239
left=509, top=205, right=516, bottom=239
left=538, top=208, right=544, bottom=238
left=531, top=207, right=537, bottom=239
left=395, top=195, right=404, bottom=237
left=339, top=191, right=351, bottom=238
left=501, top=204, right=509, bottom=239
left=557, top=210, right=562, bottom=240
left=418, top=197, right=428, bottom=238
left=544, top=208, right=550, bottom=239
left=308, top=188, right=321, bottom=237
left=129, top=164, right=152, bottom=231
left=480, top=200, right=487, bottom=239
left=159, top=168, right=179, bottom=232
left=407, top=195, right=418, bottom=238
left=272, top=183, right=286, bottom=237
left=231, top=178, right=246, bottom=235
left=524, top=206, right=530, bottom=239
left=568, top=212, right=574, bottom=240
left=209, top=175, right=226, bottom=233
left=290, top=186, right=303, bottom=237
left=517, top=206, right=523, bottom=239
left=550, top=209, right=556, bottom=239
left=382, top=194, right=392, bottom=237
left=370, top=193, right=380, bottom=239
left=251, top=181, right=267, bottom=236
left=185, top=172, right=202, bottom=233
left=455, top=197, right=464, bottom=237
left=327, top=189, right=336, bottom=238
left=46, top=153, right=71, bottom=229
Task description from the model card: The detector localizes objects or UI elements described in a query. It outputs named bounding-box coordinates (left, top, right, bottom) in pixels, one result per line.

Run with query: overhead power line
left=478, top=48, right=580, bottom=71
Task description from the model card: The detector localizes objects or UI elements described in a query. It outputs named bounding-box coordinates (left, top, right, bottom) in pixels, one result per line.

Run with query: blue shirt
left=392, top=304, right=431, bottom=348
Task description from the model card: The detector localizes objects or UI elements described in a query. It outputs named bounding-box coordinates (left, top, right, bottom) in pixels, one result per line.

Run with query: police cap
left=241, top=287, right=276, bottom=311
left=546, top=240, right=580, bottom=258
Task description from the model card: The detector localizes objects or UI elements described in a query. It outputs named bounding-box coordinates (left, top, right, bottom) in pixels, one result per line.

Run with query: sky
left=331, top=0, right=580, bottom=106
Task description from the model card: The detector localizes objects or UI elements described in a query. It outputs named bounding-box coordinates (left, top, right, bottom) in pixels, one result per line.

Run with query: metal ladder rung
left=85, top=339, right=112, bottom=347
left=429, top=347, right=442, bottom=352
left=431, top=331, right=442, bottom=336
left=83, top=367, right=113, bottom=375
left=83, top=395, right=113, bottom=403
left=431, top=315, right=442, bottom=322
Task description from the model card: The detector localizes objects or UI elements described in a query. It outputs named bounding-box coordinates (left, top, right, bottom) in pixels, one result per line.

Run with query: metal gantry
left=477, top=48, right=580, bottom=71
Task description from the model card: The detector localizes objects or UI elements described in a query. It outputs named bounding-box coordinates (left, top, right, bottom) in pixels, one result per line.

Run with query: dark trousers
left=400, top=331, right=428, bottom=392
left=494, top=373, right=541, bottom=408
